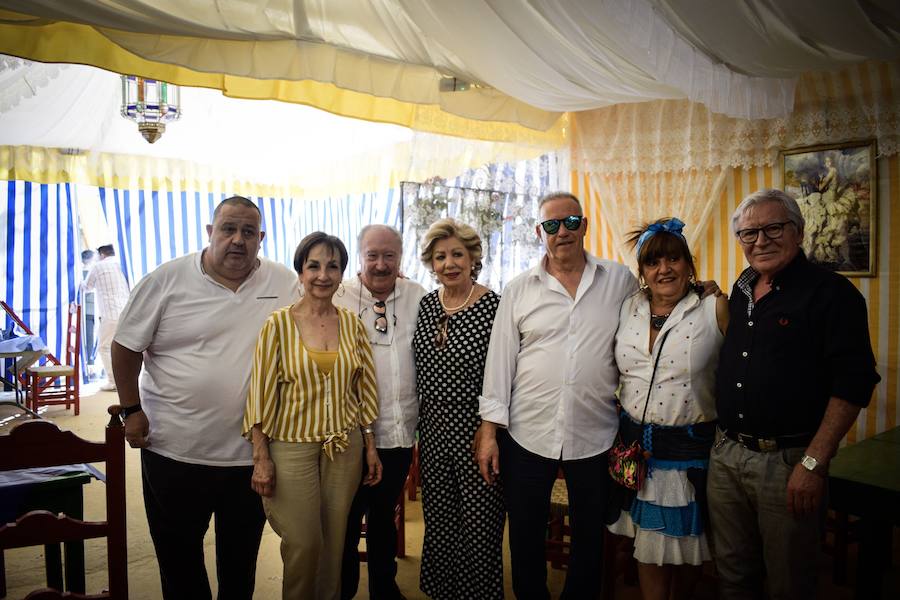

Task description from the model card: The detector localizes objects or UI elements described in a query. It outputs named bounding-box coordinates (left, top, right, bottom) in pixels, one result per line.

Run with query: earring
left=336, top=282, right=345, bottom=297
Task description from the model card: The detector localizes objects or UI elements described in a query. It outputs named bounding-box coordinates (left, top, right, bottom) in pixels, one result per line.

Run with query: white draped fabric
left=3, top=0, right=896, bottom=127
left=589, top=168, right=728, bottom=270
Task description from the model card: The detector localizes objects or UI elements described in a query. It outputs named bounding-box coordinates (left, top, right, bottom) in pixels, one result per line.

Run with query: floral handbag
left=607, top=329, right=670, bottom=491
left=608, top=436, right=647, bottom=490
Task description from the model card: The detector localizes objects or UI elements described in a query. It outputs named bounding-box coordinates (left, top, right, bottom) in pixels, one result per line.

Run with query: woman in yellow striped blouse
left=243, top=232, right=381, bottom=600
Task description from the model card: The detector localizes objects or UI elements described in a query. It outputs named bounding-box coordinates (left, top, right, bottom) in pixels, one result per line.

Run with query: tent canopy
left=1, top=0, right=898, bottom=144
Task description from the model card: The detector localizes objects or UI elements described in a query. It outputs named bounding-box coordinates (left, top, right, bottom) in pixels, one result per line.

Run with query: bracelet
left=361, top=425, right=374, bottom=435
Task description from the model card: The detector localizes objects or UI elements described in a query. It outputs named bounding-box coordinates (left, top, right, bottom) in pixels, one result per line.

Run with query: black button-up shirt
left=716, top=252, right=879, bottom=437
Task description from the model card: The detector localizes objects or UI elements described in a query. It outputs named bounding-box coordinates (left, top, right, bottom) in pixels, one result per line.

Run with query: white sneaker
left=100, top=382, right=117, bottom=392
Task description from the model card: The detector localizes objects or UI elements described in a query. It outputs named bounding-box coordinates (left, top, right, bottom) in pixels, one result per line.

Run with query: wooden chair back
left=0, top=407, right=127, bottom=599
left=26, top=303, right=81, bottom=415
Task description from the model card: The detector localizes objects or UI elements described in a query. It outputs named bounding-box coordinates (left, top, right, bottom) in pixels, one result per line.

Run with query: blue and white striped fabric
left=98, top=188, right=399, bottom=286
left=1, top=180, right=80, bottom=371
left=99, top=190, right=298, bottom=284
left=293, top=188, right=401, bottom=275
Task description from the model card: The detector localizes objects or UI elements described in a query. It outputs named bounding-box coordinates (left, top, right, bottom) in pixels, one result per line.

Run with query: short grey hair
left=731, top=189, right=805, bottom=236
left=357, top=224, right=403, bottom=250
left=538, top=191, right=582, bottom=212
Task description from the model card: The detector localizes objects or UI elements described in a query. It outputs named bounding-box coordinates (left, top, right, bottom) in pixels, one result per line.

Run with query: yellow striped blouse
left=243, top=305, right=378, bottom=456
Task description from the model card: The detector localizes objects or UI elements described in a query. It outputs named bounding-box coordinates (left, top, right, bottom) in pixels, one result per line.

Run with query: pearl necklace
left=440, top=284, right=475, bottom=312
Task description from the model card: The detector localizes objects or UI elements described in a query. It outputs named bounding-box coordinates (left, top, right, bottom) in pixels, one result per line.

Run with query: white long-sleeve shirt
left=334, top=276, right=425, bottom=449
left=478, top=253, right=638, bottom=460
left=83, top=256, right=130, bottom=320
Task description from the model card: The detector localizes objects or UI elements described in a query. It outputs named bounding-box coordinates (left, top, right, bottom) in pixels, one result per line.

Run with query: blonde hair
left=419, top=218, right=483, bottom=280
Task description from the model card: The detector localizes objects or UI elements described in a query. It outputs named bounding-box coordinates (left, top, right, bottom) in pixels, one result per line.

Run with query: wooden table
left=828, top=426, right=900, bottom=599
left=1, top=343, right=48, bottom=412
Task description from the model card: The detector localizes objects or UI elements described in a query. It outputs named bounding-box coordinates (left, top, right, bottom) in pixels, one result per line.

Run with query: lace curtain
left=589, top=168, right=728, bottom=271
left=574, top=61, right=900, bottom=265
left=573, top=61, right=900, bottom=176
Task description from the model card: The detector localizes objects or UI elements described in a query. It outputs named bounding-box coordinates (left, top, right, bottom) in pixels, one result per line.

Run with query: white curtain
left=13, top=0, right=895, bottom=121
left=589, top=168, right=728, bottom=271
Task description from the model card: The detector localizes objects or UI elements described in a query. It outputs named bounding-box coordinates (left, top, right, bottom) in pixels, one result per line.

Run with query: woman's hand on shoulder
left=251, top=457, right=276, bottom=497
left=715, top=293, right=730, bottom=335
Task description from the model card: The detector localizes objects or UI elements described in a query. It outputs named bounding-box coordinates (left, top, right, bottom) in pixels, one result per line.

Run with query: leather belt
left=723, top=429, right=813, bottom=453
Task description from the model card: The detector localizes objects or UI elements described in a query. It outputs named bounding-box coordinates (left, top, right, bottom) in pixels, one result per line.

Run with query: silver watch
left=800, top=454, right=822, bottom=474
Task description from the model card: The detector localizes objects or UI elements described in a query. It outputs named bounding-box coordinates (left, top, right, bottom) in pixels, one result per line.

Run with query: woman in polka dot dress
left=607, top=218, right=729, bottom=600
left=412, top=218, right=505, bottom=600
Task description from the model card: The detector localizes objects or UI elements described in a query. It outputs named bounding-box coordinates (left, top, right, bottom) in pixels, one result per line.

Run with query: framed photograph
left=781, top=140, right=877, bottom=277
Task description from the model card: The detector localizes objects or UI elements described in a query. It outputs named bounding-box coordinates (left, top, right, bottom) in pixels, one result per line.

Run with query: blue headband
left=635, top=218, right=688, bottom=259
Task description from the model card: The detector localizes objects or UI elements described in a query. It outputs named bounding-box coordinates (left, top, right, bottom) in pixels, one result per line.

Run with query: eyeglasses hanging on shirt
left=358, top=291, right=396, bottom=345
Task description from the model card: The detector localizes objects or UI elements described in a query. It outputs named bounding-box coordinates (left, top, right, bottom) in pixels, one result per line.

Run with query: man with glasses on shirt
left=709, top=189, right=879, bottom=598
left=475, top=192, right=638, bottom=599
left=336, top=224, right=425, bottom=600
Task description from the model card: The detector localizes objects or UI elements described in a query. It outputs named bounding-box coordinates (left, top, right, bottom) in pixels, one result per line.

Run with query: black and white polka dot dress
left=412, top=289, right=505, bottom=600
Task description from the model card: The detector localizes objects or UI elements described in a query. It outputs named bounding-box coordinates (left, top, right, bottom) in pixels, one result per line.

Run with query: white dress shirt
left=83, top=256, right=130, bottom=320
left=479, top=253, right=638, bottom=460
left=334, top=276, right=425, bottom=449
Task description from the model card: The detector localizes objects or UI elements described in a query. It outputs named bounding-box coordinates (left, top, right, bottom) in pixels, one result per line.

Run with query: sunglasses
left=373, top=300, right=388, bottom=334
left=540, top=215, right=584, bottom=235
left=433, top=314, right=449, bottom=349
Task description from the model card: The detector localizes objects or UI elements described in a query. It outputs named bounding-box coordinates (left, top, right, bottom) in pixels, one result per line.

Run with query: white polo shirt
left=334, top=276, right=425, bottom=449
left=114, top=252, right=298, bottom=466
left=479, top=253, right=638, bottom=460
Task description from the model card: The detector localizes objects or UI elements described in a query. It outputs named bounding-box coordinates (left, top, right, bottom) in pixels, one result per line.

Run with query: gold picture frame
left=780, top=140, right=877, bottom=277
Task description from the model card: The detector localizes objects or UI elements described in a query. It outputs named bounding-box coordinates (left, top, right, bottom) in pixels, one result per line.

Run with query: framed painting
left=781, top=140, right=877, bottom=277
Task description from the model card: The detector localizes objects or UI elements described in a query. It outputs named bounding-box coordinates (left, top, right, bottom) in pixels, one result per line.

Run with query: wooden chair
left=0, top=406, right=127, bottom=599
left=26, top=303, right=81, bottom=415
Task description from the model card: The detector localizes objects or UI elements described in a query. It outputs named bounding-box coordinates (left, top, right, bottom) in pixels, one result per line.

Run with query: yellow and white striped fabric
left=243, top=305, right=378, bottom=458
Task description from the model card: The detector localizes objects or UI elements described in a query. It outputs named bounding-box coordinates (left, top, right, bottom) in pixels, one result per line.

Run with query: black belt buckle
left=737, top=433, right=778, bottom=452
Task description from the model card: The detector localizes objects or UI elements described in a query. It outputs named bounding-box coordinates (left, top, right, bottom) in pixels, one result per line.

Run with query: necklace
left=650, top=312, right=670, bottom=330
left=440, top=284, right=475, bottom=312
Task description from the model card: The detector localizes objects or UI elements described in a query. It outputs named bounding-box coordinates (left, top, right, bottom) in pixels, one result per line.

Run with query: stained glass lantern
left=120, top=75, right=182, bottom=143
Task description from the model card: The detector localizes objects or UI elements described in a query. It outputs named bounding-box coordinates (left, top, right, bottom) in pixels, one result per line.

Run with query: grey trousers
left=707, top=431, right=824, bottom=600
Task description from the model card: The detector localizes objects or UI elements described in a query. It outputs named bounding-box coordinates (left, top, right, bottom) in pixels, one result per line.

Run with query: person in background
left=79, top=249, right=98, bottom=378
left=412, top=218, right=505, bottom=600
left=709, top=189, right=879, bottom=599
left=83, top=244, right=129, bottom=391
left=607, top=218, right=728, bottom=600
left=112, top=196, right=298, bottom=600
left=337, top=225, right=425, bottom=600
left=244, top=232, right=381, bottom=600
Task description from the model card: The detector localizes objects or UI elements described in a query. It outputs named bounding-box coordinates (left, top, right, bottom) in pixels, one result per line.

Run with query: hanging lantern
left=120, top=75, right=182, bottom=143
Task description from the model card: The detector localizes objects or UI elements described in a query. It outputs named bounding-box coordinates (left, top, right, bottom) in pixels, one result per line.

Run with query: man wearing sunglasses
left=335, top=224, right=425, bottom=600
left=475, top=192, right=639, bottom=599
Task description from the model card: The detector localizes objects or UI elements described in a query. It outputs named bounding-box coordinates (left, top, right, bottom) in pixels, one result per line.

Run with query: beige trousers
left=264, top=431, right=363, bottom=600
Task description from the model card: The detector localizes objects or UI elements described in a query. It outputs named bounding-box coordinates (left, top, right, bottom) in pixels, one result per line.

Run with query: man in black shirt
left=709, top=189, right=879, bottom=599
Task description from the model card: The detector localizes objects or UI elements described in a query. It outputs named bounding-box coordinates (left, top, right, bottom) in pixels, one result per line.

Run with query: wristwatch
left=120, top=404, right=143, bottom=420
left=800, top=454, right=825, bottom=475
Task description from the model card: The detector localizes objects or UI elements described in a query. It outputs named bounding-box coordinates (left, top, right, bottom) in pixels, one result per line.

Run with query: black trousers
left=141, top=449, right=265, bottom=600
left=340, top=446, right=414, bottom=600
left=499, top=430, right=612, bottom=600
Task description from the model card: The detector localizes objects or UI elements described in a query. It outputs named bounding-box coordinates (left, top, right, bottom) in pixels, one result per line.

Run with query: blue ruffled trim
left=648, top=458, right=709, bottom=471
left=629, top=498, right=704, bottom=536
